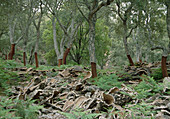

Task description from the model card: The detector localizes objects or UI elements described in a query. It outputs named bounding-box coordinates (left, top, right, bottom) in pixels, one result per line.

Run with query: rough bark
left=34, top=52, right=39, bottom=68
left=63, top=48, right=71, bottom=65
left=58, top=59, right=62, bottom=67
left=8, top=44, right=15, bottom=60
left=161, top=56, right=168, bottom=78
left=91, top=62, right=97, bottom=78
left=23, top=52, right=26, bottom=66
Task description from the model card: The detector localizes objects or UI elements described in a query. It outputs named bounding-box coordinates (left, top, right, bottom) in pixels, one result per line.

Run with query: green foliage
left=15, top=99, right=43, bottom=119
left=0, top=97, right=20, bottom=119
left=134, top=76, right=164, bottom=99
left=0, top=97, right=42, bottom=119
left=90, top=74, right=122, bottom=90
left=58, top=108, right=101, bottom=119
left=127, top=101, right=156, bottom=119
left=0, top=59, right=19, bottom=92
left=151, top=68, right=163, bottom=80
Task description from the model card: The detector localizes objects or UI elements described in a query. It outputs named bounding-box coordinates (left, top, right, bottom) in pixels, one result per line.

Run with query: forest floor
left=0, top=59, right=170, bottom=119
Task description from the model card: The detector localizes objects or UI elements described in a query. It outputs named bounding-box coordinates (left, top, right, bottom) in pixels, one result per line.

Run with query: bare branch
left=126, top=24, right=137, bottom=38
left=74, top=0, right=89, bottom=22
left=15, top=35, right=23, bottom=44
left=91, top=0, right=114, bottom=16
left=116, top=1, right=124, bottom=21
left=151, top=46, right=164, bottom=51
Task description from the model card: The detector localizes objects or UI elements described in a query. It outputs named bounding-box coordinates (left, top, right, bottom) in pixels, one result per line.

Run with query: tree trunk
left=8, top=44, right=15, bottom=60
left=58, top=59, right=62, bottom=67
left=23, top=52, right=26, bottom=66
left=123, top=21, right=134, bottom=66
left=89, top=17, right=97, bottom=78
left=91, top=62, right=97, bottom=78
left=5, top=54, right=7, bottom=60
left=161, top=56, right=168, bottom=78
left=34, top=52, right=39, bottom=68
left=127, top=55, right=134, bottom=66
left=63, top=48, right=71, bottom=65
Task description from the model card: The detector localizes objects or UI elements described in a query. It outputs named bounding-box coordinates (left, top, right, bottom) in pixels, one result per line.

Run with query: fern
left=58, top=108, right=101, bottom=119
left=134, top=76, right=164, bottom=99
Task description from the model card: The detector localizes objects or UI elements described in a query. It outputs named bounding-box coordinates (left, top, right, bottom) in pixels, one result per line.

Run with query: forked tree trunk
left=23, top=52, right=26, bottom=66
left=161, top=56, right=168, bottom=77
left=35, top=52, right=39, bottom=68
left=58, top=59, right=62, bottom=67
left=63, top=48, right=71, bottom=65
left=8, top=44, right=15, bottom=60
left=91, top=62, right=97, bottom=78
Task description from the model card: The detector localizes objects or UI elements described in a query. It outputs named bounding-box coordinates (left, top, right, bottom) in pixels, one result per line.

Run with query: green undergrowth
left=134, top=75, right=164, bottom=99
left=89, top=74, right=123, bottom=90
left=58, top=108, right=101, bottom=119
left=151, top=68, right=163, bottom=80
left=0, top=59, right=20, bottom=94
left=0, top=96, right=43, bottom=119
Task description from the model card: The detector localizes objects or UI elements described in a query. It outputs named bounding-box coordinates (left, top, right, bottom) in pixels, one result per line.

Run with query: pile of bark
left=9, top=66, right=135, bottom=119
left=8, top=65, right=170, bottom=119
left=122, top=61, right=170, bottom=81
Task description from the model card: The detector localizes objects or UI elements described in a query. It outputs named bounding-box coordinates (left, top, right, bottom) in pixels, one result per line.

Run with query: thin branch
left=126, top=24, right=138, bottom=38
left=91, top=0, right=114, bottom=16
left=116, top=1, right=124, bottom=21
left=15, top=35, right=23, bottom=44
left=74, top=0, right=89, bottom=22
left=151, top=46, right=164, bottom=51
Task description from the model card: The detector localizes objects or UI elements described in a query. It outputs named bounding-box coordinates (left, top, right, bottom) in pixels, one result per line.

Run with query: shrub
left=151, top=68, right=163, bottom=80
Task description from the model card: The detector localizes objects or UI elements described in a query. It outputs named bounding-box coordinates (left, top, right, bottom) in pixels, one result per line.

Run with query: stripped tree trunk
left=8, top=44, right=15, bottom=60
left=89, top=17, right=97, bottom=78
left=5, top=54, right=7, bottom=60
left=161, top=56, right=168, bottom=77
left=34, top=29, right=40, bottom=68
left=33, top=3, right=43, bottom=68
left=123, top=22, right=134, bottom=66
left=58, top=59, right=62, bottom=67
left=23, top=52, right=26, bottom=66
left=52, top=17, right=64, bottom=67
left=34, top=52, right=39, bottom=68
left=63, top=48, right=71, bottom=64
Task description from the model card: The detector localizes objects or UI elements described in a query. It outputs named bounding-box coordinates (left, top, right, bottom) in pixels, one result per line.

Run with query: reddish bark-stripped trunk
left=23, top=52, right=26, bottom=66
left=63, top=48, right=71, bottom=65
left=139, top=59, right=142, bottom=63
left=127, top=55, right=134, bottom=66
left=91, top=62, right=97, bottom=78
left=161, top=56, right=168, bottom=78
left=58, top=59, right=62, bottom=67
left=8, top=44, right=15, bottom=60
left=5, top=54, right=7, bottom=60
left=34, top=52, right=39, bottom=68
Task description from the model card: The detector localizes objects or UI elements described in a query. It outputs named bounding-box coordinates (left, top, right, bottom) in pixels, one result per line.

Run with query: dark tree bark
left=5, top=54, right=7, bottom=60
left=34, top=52, right=39, bottom=68
left=58, top=59, right=62, bottom=67
left=91, top=62, right=97, bottom=78
left=127, top=55, right=134, bottom=66
left=23, top=52, right=26, bottom=66
left=161, top=56, right=168, bottom=77
left=63, top=48, right=71, bottom=65
left=8, top=44, right=15, bottom=60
